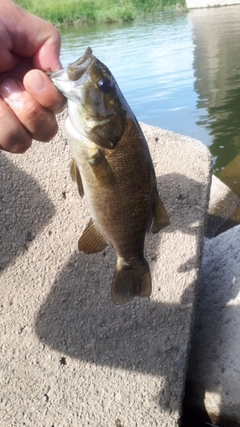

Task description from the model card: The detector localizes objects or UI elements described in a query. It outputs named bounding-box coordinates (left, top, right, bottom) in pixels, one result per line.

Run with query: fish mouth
left=49, top=47, right=93, bottom=99
left=66, top=47, right=93, bottom=81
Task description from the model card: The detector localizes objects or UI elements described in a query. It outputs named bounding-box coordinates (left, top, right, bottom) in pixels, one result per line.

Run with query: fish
left=50, top=47, right=170, bottom=304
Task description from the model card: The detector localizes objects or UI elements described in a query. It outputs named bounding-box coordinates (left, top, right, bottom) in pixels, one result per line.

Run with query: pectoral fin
left=151, top=188, right=170, bottom=233
left=87, top=146, right=103, bottom=166
left=78, top=218, right=108, bottom=254
left=70, top=158, right=84, bottom=197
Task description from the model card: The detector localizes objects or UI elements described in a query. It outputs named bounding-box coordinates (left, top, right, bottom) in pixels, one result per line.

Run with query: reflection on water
left=59, top=6, right=240, bottom=194
left=191, top=6, right=240, bottom=194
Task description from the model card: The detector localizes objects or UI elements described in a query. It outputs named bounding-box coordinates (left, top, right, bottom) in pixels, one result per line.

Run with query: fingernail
left=0, top=79, right=24, bottom=107
left=24, top=70, right=46, bottom=93
left=0, top=79, right=23, bottom=97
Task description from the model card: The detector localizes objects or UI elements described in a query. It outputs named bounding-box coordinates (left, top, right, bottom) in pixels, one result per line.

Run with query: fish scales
left=50, top=47, right=169, bottom=304
left=77, top=118, right=153, bottom=258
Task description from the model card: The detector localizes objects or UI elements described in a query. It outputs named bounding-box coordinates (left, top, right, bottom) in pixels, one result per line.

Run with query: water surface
left=59, top=6, right=240, bottom=195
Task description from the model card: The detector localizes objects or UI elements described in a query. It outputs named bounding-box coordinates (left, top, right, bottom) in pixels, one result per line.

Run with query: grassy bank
left=15, top=0, right=186, bottom=24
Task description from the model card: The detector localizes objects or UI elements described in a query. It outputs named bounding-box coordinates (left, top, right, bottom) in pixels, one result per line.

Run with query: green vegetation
left=15, top=0, right=186, bottom=24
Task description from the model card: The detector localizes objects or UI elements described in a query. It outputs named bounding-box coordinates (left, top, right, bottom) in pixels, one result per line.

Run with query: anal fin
left=78, top=218, right=108, bottom=254
left=70, top=158, right=84, bottom=198
left=151, top=188, right=170, bottom=233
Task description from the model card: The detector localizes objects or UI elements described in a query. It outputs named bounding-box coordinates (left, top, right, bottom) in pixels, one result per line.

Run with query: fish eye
left=97, top=78, right=112, bottom=94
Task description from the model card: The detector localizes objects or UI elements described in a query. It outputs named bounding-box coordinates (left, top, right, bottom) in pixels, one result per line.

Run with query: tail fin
left=111, top=258, right=152, bottom=305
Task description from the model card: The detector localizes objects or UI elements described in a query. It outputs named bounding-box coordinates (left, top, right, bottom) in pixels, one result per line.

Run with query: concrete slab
left=186, top=0, right=240, bottom=9
left=0, top=117, right=211, bottom=427
left=206, top=175, right=240, bottom=238
left=186, top=225, right=240, bottom=426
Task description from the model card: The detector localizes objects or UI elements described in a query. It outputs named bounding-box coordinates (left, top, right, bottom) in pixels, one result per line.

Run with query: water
left=59, top=6, right=240, bottom=195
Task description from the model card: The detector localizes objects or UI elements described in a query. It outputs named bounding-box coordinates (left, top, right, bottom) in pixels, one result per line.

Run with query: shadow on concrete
left=34, top=172, right=209, bottom=413
left=180, top=379, right=212, bottom=427
left=35, top=249, right=195, bottom=413
left=0, top=152, right=55, bottom=273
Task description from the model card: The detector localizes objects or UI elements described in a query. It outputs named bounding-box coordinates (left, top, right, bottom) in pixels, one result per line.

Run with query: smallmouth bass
left=50, top=47, right=169, bottom=304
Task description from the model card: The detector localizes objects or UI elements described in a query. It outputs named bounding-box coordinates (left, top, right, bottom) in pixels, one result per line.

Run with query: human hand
left=0, top=0, right=66, bottom=153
